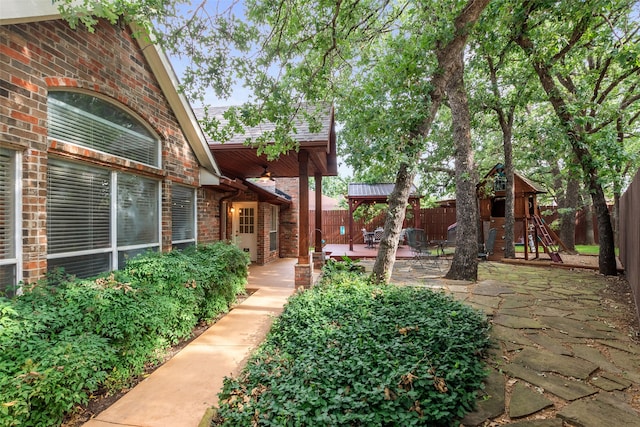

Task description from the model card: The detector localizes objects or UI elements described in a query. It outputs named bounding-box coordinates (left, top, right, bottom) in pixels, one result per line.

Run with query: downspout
left=219, top=190, right=240, bottom=240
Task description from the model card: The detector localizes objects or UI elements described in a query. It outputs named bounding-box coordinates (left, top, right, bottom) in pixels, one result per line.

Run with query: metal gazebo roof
left=347, top=183, right=422, bottom=250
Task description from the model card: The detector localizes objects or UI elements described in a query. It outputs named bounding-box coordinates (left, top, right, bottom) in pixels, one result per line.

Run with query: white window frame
left=46, top=159, right=161, bottom=278
left=269, top=205, right=278, bottom=252
left=0, top=149, right=22, bottom=294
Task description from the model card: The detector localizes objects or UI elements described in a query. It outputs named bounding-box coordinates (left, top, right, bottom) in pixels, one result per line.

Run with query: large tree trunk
left=559, top=176, right=579, bottom=252
left=371, top=0, right=490, bottom=283
left=551, top=162, right=578, bottom=252
left=372, top=162, right=416, bottom=284
left=487, top=56, right=516, bottom=259
left=583, top=201, right=596, bottom=245
left=612, top=193, right=620, bottom=249
left=515, top=31, right=618, bottom=276
left=591, top=183, right=617, bottom=274
left=444, top=49, right=478, bottom=281
left=502, top=116, right=515, bottom=259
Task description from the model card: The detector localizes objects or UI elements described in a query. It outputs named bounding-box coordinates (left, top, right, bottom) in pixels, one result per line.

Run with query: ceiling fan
left=258, top=165, right=275, bottom=183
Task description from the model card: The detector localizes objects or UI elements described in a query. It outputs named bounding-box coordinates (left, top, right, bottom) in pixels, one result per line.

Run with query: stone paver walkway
left=360, top=259, right=640, bottom=426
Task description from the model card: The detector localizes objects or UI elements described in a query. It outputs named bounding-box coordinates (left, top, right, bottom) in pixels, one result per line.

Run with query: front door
left=233, top=202, right=257, bottom=262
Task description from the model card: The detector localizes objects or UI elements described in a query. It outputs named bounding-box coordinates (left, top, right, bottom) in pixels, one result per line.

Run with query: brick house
left=1, top=2, right=336, bottom=294
left=0, top=3, right=233, bottom=296
left=199, top=106, right=337, bottom=286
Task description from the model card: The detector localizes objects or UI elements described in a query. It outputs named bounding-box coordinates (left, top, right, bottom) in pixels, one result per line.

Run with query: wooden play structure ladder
left=532, top=215, right=563, bottom=262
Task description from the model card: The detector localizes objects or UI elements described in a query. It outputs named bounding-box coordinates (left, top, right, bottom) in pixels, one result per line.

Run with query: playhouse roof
left=479, top=164, right=547, bottom=194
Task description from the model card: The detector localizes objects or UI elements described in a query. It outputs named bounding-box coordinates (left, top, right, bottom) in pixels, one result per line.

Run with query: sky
left=166, top=1, right=251, bottom=107
left=165, top=1, right=354, bottom=178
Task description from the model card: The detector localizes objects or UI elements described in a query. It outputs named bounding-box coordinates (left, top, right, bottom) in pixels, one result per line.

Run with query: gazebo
left=347, top=183, right=421, bottom=250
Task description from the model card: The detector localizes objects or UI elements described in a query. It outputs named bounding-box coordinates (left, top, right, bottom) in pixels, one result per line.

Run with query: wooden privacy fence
left=310, top=205, right=605, bottom=245
left=309, top=208, right=456, bottom=245
left=619, top=169, right=640, bottom=324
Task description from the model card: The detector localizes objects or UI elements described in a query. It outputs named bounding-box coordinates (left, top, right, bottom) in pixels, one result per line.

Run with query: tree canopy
left=55, top=0, right=640, bottom=278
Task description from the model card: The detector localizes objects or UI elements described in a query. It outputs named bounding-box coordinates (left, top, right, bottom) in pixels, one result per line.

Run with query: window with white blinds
left=172, top=184, right=195, bottom=247
left=48, top=91, right=159, bottom=167
left=47, top=159, right=160, bottom=278
left=47, top=160, right=111, bottom=254
left=0, top=148, right=17, bottom=295
left=117, top=173, right=159, bottom=247
left=270, top=205, right=278, bottom=251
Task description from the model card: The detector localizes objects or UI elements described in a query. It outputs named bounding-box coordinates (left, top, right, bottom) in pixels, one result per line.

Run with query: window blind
left=172, top=184, right=195, bottom=242
left=48, top=253, right=111, bottom=279
left=117, top=173, right=159, bottom=246
left=47, top=160, right=111, bottom=254
left=0, top=148, right=14, bottom=259
left=48, top=95, right=159, bottom=167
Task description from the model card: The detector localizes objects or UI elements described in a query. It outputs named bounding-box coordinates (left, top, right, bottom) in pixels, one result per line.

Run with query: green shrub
left=216, top=268, right=490, bottom=426
left=0, top=242, right=248, bottom=427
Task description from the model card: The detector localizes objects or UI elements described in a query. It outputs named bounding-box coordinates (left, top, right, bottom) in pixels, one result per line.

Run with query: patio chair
left=478, top=228, right=497, bottom=261
left=373, top=227, right=384, bottom=247
left=405, top=228, right=440, bottom=270
left=362, top=228, right=374, bottom=248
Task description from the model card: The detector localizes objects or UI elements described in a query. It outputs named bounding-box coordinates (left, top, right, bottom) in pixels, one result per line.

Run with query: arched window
left=48, top=91, right=159, bottom=167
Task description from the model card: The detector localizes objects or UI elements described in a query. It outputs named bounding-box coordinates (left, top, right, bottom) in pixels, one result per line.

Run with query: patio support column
left=296, top=150, right=312, bottom=288
left=315, top=173, right=323, bottom=250
left=349, top=198, right=354, bottom=251
left=313, top=173, right=324, bottom=269
left=298, top=151, right=309, bottom=263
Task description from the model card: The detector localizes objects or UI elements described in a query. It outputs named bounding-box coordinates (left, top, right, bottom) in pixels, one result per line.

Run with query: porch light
left=259, top=165, right=274, bottom=183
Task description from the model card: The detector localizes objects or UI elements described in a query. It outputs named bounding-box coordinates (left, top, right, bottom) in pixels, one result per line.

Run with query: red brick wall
left=275, top=178, right=300, bottom=257
left=0, top=19, right=218, bottom=282
left=198, top=187, right=222, bottom=244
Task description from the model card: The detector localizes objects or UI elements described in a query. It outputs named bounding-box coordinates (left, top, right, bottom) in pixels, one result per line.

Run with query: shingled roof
left=194, top=104, right=333, bottom=146
left=193, top=103, right=337, bottom=180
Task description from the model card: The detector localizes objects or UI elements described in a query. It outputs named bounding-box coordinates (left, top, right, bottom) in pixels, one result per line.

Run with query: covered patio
left=199, top=104, right=338, bottom=287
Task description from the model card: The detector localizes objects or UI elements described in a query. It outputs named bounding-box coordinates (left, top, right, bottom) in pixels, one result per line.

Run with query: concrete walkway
left=83, top=258, right=297, bottom=427
left=362, top=259, right=640, bottom=427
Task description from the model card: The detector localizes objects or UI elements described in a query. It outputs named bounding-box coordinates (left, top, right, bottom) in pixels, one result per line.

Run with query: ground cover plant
left=0, top=242, right=248, bottom=427
left=215, top=261, right=491, bottom=426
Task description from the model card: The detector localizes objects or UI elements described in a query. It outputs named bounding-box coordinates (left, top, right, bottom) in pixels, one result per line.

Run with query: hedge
left=0, top=242, right=248, bottom=427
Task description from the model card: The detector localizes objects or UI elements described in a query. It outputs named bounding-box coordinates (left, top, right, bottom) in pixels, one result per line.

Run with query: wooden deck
left=323, top=243, right=416, bottom=260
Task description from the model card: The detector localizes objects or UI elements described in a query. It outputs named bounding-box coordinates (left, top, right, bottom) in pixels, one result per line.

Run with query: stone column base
left=295, top=263, right=312, bottom=289
left=312, top=251, right=325, bottom=270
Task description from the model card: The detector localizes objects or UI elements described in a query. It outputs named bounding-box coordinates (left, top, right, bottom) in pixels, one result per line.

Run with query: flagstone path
left=359, top=259, right=640, bottom=426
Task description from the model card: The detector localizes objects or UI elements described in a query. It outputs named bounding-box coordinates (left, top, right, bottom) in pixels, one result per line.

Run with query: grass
left=514, top=244, right=618, bottom=256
